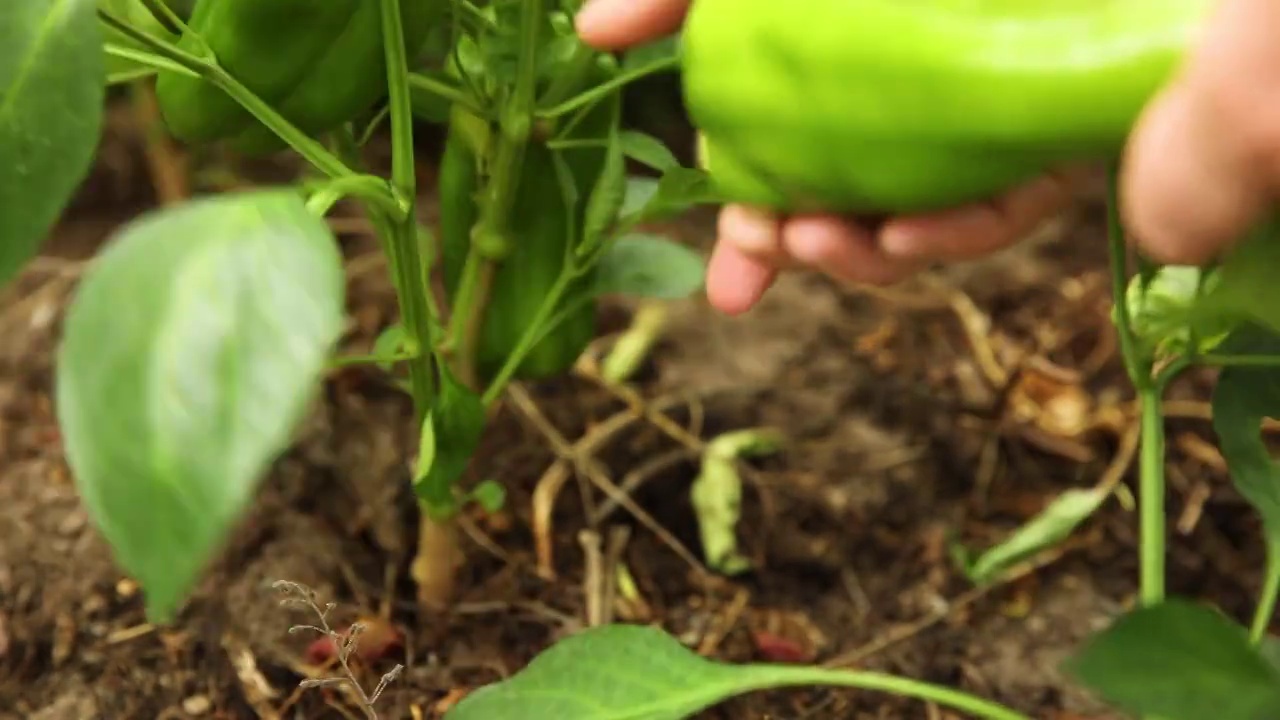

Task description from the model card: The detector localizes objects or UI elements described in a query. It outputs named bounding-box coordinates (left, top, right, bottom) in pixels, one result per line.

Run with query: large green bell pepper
left=681, top=0, right=1213, bottom=214
left=155, top=0, right=442, bottom=149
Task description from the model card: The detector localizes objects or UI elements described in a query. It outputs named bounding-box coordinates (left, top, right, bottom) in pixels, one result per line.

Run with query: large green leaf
left=446, top=623, right=1025, bottom=720
left=1212, top=327, right=1280, bottom=540
left=55, top=190, right=346, bottom=623
left=0, top=0, right=105, bottom=288
left=1068, top=599, right=1280, bottom=720
left=594, top=233, right=705, bottom=300
left=445, top=624, right=808, bottom=720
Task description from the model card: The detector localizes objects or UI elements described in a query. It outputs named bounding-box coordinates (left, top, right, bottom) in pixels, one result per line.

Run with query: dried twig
left=272, top=581, right=402, bottom=720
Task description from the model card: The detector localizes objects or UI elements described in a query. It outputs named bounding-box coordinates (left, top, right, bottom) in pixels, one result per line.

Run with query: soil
left=0, top=92, right=1271, bottom=720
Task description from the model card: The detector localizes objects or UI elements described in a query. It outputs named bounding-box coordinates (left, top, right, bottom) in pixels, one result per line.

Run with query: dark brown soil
left=0, top=93, right=1271, bottom=720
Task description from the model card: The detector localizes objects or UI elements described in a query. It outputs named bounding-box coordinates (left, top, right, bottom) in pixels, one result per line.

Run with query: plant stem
left=97, top=8, right=375, bottom=189
left=1105, top=164, right=1151, bottom=392
left=408, top=72, right=486, bottom=116
left=537, top=56, right=681, bottom=121
left=450, top=0, right=545, bottom=388
left=755, top=666, right=1032, bottom=720
left=378, top=0, right=436, bottom=423
left=1137, top=385, right=1167, bottom=606
left=1251, top=543, right=1280, bottom=643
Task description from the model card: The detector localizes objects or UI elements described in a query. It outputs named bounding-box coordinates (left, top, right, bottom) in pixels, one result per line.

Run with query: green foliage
left=23, top=2, right=1280, bottom=719
left=956, top=487, right=1110, bottom=585
left=55, top=190, right=346, bottom=623
left=1069, top=600, right=1280, bottom=720
left=1, top=0, right=104, bottom=289
left=413, top=363, right=486, bottom=518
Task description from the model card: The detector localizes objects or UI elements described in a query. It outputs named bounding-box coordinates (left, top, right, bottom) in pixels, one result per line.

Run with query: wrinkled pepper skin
left=680, top=0, right=1213, bottom=215
left=436, top=85, right=615, bottom=383
left=155, top=0, right=441, bottom=149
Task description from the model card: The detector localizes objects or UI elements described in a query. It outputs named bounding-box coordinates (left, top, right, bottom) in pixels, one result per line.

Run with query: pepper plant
left=8, top=0, right=709, bottom=622
left=11, top=1, right=1280, bottom=719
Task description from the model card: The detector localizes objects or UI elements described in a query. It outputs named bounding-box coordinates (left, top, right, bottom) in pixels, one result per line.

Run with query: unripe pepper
left=434, top=70, right=616, bottom=383
left=680, top=0, right=1213, bottom=215
left=155, top=0, right=442, bottom=150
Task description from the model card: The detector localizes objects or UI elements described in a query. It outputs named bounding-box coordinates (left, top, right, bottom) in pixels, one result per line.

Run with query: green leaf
left=622, top=36, right=680, bottom=71
left=414, top=363, right=487, bottom=517
left=1203, top=219, right=1280, bottom=337
left=620, top=131, right=679, bottom=173
left=594, top=233, right=706, bottom=300
left=621, top=167, right=718, bottom=227
left=1212, top=326, right=1280, bottom=540
left=55, top=190, right=346, bottom=623
left=372, top=323, right=406, bottom=372
left=469, top=478, right=506, bottom=514
left=577, top=99, right=628, bottom=259
left=619, top=177, right=659, bottom=221
left=99, top=0, right=178, bottom=81
left=960, top=488, right=1108, bottom=585
left=1068, top=599, right=1280, bottom=720
left=1, top=0, right=106, bottom=289
left=444, top=624, right=797, bottom=720
left=1126, top=264, right=1235, bottom=359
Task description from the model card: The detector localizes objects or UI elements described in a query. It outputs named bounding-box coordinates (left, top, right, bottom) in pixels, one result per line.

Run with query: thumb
left=1120, top=0, right=1280, bottom=266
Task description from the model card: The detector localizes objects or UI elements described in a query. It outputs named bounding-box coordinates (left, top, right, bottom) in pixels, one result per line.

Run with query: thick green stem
left=376, top=0, right=435, bottom=424
left=1251, top=543, right=1280, bottom=643
left=1138, top=385, right=1167, bottom=606
left=449, top=0, right=546, bottom=389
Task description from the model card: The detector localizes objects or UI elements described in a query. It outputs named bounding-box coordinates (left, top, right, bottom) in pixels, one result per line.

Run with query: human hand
left=575, top=0, right=1090, bottom=315
left=1121, top=0, right=1280, bottom=266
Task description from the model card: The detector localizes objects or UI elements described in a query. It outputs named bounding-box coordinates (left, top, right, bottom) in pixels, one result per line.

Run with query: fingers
left=879, top=167, right=1092, bottom=263
left=1121, top=0, right=1280, bottom=265
left=705, top=241, right=778, bottom=316
left=575, top=0, right=690, bottom=49
left=783, top=214, right=925, bottom=286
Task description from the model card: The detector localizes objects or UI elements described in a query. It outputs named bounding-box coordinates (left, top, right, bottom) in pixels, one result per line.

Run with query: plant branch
left=538, top=56, right=680, bottom=121
left=378, top=0, right=437, bottom=423
left=1106, top=164, right=1151, bottom=390
left=97, top=8, right=368, bottom=185
left=408, top=72, right=487, bottom=117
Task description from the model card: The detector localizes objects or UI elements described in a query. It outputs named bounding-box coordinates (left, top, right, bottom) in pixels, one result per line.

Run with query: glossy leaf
left=0, top=0, right=105, bottom=288
left=594, top=233, right=705, bottom=300
left=55, top=190, right=346, bottom=623
left=414, top=363, right=486, bottom=517
left=1068, top=599, right=1280, bottom=720
left=447, top=624, right=806, bottom=720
